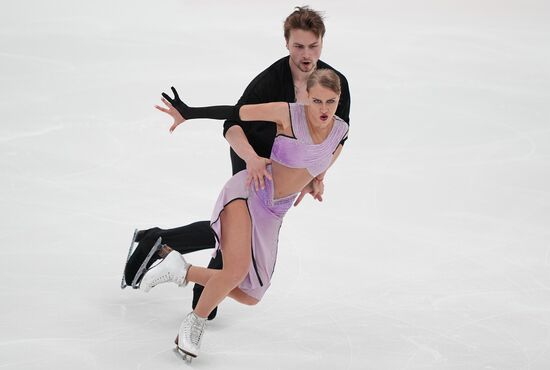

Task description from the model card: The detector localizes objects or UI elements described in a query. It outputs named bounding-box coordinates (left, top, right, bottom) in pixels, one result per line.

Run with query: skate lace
left=190, top=318, right=205, bottom=346
left=151, top=271, right=174, bottom=286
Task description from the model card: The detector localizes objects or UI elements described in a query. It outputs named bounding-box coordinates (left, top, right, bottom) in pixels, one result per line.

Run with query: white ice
left=1, top=1, right=550, bottom=369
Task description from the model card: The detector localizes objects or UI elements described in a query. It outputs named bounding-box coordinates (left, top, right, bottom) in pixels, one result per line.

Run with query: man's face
left=286, top=29, right=323, bottom=73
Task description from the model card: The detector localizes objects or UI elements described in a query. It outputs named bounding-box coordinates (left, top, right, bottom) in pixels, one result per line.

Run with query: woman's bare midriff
left=270, top=160, right=313, bottom=200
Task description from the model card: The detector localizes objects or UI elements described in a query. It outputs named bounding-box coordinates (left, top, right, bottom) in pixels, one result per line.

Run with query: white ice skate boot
left=140, top=251, right=190, bottom=292
left=176, top=311, right=207, bottom=362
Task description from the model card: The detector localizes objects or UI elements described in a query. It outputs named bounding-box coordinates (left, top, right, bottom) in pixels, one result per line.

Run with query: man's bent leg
left=157, top=221, right=215, bottom=253
left=124, top=221, right=216, bottom=287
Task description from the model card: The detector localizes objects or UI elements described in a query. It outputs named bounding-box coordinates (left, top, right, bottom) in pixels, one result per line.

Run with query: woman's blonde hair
left=306, top=69, right=341, bottom=95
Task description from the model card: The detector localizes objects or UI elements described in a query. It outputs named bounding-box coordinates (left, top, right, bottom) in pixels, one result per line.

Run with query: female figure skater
left=143, top=69, right=349, bottom=361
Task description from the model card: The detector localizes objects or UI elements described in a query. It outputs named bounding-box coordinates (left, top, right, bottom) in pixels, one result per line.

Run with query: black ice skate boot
left=122, top=235, right=165, bottom=289
left=134, top=227, right=161, bottom=243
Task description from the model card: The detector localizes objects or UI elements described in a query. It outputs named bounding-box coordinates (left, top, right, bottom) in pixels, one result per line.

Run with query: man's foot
left=124, top=236, right=164, bottom=288
left=134, top=227, right=161, bottom=243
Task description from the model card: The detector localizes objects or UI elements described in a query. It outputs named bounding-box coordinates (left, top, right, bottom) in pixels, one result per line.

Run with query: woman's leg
left=192, top=250, right=222, bottom=320
left=193, top=199, right=254, bottom=317
left=187, top=266, right=258, bottom=306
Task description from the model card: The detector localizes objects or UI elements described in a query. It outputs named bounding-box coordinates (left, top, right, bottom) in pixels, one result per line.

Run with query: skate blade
left=175, top=347, right=196, bottom=363
left=120, top=228, right=139, bottom=289
left=131, top=237, right=163, bottom=289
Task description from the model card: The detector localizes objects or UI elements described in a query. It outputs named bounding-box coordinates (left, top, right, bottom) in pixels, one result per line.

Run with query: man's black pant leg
left=125, top=221, right=216, bottom=286
left=158, top=221, right=216, bottom=254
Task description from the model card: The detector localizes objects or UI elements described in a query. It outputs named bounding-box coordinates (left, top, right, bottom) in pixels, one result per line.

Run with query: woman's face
left=307, top=83, right=340, bottom=126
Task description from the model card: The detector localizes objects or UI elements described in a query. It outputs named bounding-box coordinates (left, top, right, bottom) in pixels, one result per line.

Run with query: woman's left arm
left=293, top=145, right=344, bottom=206
left=315, top=144, right=344, bottom=182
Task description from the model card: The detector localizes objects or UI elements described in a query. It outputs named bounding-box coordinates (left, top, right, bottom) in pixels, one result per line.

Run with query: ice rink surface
left=1, top=0, right=549, bottom=369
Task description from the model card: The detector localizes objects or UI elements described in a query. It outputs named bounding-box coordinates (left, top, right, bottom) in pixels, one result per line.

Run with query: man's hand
left=294, top=177, right=324, bottom=207
left=246, top=155, right=273, bottom=190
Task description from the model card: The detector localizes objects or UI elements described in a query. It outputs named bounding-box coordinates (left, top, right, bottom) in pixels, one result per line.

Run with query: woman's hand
left=155, top=97, right=186, bottom=132
left=293, top=177, right=324, bottom=207
left=312, top=177, right=324, bottom=201
left=246, top=155, right=273, bottom=191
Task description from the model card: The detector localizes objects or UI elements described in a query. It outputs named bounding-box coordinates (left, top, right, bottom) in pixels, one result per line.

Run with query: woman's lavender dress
left=210, top=103, right=349, bottom=301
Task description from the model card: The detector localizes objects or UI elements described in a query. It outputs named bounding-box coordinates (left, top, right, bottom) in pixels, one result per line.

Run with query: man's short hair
left=284, top=6, right=326, bottom=41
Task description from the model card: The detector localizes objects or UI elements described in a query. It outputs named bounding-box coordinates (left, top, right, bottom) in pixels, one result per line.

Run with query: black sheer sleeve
left=162, top=87, right=242, bottom=122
